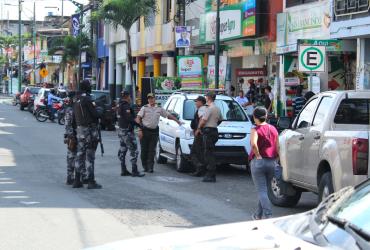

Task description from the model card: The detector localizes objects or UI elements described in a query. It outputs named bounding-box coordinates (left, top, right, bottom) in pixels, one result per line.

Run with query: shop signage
left=200, top=0, right=256, bottom=44
left=284, top=77, right=300, bottom=86
left=71, top=13, right=80, bottom=37
left=177, top=56, right=203, bottom=89
left=298, top=45, right=326, bottom=72
left=276, top=1, right=330, bottom=54
left=298, top=39, right=343, bottom=52
left=236, top=68, right=266, bottom=77
left=207, top=55, right=227, bottom=89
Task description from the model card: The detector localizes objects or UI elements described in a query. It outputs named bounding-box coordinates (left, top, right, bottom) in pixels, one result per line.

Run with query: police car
left=155, top=92, right=252, bottom=172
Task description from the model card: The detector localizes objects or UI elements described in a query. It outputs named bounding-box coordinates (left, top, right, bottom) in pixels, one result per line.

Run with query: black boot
left=66, top=176, right=74, bottom=185
left=202, top=172, right=216, bottom=183
left=87, top=179, right=102, bottom=189
left=131, top=164, right=145, bottom=177
left=72, top=172, right=83, bottom=188
left=121, top=162, right=132, bottom=176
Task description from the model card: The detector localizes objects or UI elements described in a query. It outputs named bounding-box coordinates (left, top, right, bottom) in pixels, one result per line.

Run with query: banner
left=154, top=77, right=181, bottom=106
left=71, top=14, right=80, bottom=37
left=207, top=55, right=227, bottom=89
left=175, top=26, right=191, bottom=48
left=177, top=56, right=203, bottom=89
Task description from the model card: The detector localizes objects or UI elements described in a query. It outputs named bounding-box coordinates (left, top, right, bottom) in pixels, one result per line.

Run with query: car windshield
left=183, top=99, right=247, bottom=121
left=91, top=91, right=111, bottom=105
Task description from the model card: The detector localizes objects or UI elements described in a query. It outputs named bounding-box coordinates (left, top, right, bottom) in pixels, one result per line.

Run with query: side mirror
left=277, top=117, right=292, bottom=130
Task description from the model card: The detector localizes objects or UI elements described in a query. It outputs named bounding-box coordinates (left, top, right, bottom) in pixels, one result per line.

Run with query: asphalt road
left=0, top=99, right=317, bottom=250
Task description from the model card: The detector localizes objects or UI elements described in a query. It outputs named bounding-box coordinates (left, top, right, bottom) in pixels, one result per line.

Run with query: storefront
left=276, top=0, right=356, bottom=116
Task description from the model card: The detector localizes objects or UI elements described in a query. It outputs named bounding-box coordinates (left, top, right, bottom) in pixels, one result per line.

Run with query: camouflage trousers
left=75, top=126, right=99, bottom=180
left=118, top=128, right=139, bottom=167
left=67, top=148, right=87, bottom=180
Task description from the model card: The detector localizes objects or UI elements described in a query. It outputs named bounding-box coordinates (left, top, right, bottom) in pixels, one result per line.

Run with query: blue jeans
left=251, top=158, right=276, bottom=218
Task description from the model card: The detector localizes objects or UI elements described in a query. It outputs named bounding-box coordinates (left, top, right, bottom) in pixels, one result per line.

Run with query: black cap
left=147, top=93, right=155, bottom=98
left=194, top=95, right=206, bottom=104
left=121, top=90, right=130, bottom=96
left=206, top=91, right=216, bottom=100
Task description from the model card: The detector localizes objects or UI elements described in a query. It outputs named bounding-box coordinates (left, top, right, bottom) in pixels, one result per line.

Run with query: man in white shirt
left=235, top=90, right=250, bottom=107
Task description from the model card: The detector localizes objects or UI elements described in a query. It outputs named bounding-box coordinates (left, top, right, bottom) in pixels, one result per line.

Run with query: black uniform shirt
left=73, top=94, right=99, bottom=127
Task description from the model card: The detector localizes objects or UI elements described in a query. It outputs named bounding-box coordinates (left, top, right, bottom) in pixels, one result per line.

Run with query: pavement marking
left=0, top=178, right=12, bottom=181
left=0, top=181, right=16, bottom=184
left=1, top=190, right=25, bottom=193
left=153, top=176, right=194, bottom=183
left=19, top=201, right=40, bottom=205
left=2, top=195, right=29, bottom=199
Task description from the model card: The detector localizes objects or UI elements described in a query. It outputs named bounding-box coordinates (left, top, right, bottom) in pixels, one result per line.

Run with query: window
left=334, top=99, right=370, bottom=125
left=163, top=0, right=172, bottom=23
left=166, top=98, right=177, bottom=112
left=145, top=10, right=155, bottom=27
left=312, top=96, right=334, bottom=126
left=183, top=99, right=247, bottom=121
left=296, top=98, right=319, bottom=129
left=286, top=0, right=318, bottom=8
left=173, top=99, right=182, bottom=116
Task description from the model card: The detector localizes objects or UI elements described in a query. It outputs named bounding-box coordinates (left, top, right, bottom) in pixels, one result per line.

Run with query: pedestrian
left=190, top=96, right=207, bottom=177
left=117, top=91, right=145, bottom=177
left=235, top=90, right=250, bottom=108
left=246, top=82, right=256, bottom=104
left=292, top=85, right=305, bottom=117
left=72, top=80, right=102, bottom=189
left=264, top=86, right=273, bottom=113
left=136, top=93, right=182, bottom=173
left=47, top=89, right=62, bottom=122
left=63, top=91, right=77, bottom=185
left=196, top=91, right=222, bottom=182
left=249, top=107, right=279, bottom=220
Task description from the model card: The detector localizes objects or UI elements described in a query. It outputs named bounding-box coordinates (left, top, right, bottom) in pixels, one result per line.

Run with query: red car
left=19, top=87, right=40, bottom=111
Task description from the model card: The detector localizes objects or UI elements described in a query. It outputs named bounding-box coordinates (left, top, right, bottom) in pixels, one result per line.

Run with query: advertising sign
left=177, top=56, right=203, bottom=89
left=235, top=68, right=266, bottom=77
left=200, top=0, right=256, bottom=44
left=154, top=77, right=181, bottom=106
left=298, top=39, right=342, bottom=52
left=71, top=13, right=80, bottom=37
left=298, top=45, right=326, bottom=72
left=207, top=55, right=227, bottom=89
left=276, top=1, right=330, bottom=54
left=175, top=26, right=191, bottom=48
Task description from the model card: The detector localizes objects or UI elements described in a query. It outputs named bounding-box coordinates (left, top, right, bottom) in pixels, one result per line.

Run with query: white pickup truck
left=269, top=91, right=369, bottom=207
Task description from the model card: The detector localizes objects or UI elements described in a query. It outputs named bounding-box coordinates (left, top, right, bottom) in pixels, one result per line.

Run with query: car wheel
left=20, top=104, right=24, bottom=111
left=27, top=103, right=33, bottom=113
left=176, top=145, right=189, bottom=172
left=155, top=141, right=167, bottom=164
left=267, top=175, right=302, bottom=207
left=318, top=172, right=334, bottom=203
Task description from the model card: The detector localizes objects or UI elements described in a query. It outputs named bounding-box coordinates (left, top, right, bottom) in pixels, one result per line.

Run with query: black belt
left=143, top=126, right=159, bottom=132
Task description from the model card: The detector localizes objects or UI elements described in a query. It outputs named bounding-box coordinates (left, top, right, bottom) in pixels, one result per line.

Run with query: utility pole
left=18, top=0, right=22, bottom=92
left=215, top=0, right=220, bottom=89
left=179, top=0, right=186, bottom=56
left=33, top=1, right=36, bottom=85
left=61, top=0, right=65, bottom=84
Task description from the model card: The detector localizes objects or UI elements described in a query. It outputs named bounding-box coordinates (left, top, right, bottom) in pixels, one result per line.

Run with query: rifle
left=97, top=120, right=104, bottom=156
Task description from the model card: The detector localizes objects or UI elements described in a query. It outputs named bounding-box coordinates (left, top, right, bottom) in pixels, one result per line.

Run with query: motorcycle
left=35, top=100, right=64, bottom=122
left=27, top=95, right=35, bottom=114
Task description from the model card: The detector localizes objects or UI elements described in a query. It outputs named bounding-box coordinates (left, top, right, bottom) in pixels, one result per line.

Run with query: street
left=0, top=100, right=316, bottom=249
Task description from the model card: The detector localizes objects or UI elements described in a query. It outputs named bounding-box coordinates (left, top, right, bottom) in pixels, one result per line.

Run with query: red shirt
left=249, top=124, right=278, bottom=160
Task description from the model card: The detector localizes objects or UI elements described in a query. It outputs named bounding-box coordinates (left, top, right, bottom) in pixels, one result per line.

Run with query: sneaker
left=251, top=213, right=261, bottom=220
left=132, top=171, right=145, bottom=177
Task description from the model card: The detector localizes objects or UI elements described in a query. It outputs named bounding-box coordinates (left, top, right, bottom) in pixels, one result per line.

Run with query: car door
left=160, top=97, right=178, bottom=153
left=286, top=97, right=319, bottom=182
left=167, top=97, right=183, bottom=154
left=303, top=96, right=335, bottom=188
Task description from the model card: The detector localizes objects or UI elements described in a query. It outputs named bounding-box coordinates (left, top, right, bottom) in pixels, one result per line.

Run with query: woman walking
left=249, top=107, right=279, bottom=220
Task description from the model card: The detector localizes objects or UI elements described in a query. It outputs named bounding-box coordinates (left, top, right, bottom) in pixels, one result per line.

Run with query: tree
left=49, top=33, right=93, bottom=89
left=93, top=0, right=158, bottom=95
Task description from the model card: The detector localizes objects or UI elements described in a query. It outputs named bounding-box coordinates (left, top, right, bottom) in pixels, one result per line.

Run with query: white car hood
left=86, top=216, right=323, bottom=250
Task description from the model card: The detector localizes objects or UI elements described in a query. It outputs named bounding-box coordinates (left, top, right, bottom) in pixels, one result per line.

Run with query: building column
left=153, top=54, right=162, bottom=77
left=116, top=62, right=123, bottom=98
left=125, top=61, right=131, bottom=87
left=166, top=56, right=175, bottom=77
left=138, top=56, right=146, bottom=91
left=356, top=38, right=366, bottom=90
left=108, top=46, right=115, bottom=98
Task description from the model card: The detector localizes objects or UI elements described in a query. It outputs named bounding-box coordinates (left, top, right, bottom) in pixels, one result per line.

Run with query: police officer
left=190, top=96, right=207, bottom=177
left=64, top=91, right=77, bottom=185
left=118, top=90, right=145, bottom=177
left=72, top=80, right=102, bottom=189
left=136, top=93, right=182, bottom=173
left=195, top=91, right=222, bottom=182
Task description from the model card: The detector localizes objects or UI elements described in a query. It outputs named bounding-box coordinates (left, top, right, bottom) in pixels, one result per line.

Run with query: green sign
left=299, top=39, right=343, bottom=52
left=298, top=45, right=326, bottom=72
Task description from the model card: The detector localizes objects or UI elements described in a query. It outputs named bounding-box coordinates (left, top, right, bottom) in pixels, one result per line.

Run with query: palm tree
left=49, top=33, right=93, bottom=89
left=94, top=0, right=157, bottom=95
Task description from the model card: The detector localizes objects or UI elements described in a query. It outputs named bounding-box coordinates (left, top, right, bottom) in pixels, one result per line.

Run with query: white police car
left=155, top=92, right=252, bottom=172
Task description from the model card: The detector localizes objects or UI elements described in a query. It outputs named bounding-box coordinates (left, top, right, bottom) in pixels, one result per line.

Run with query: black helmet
left=50, top=89, right=56, bottom=95
left=80, top=79, right=91, bottom=93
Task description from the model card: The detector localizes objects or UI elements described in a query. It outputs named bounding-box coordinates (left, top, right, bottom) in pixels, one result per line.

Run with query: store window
left=286, top=0, right=318, bottom=8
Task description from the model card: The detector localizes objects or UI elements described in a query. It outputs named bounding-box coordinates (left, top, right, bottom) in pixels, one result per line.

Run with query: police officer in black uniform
left=72, top=80, right=102, bottom=189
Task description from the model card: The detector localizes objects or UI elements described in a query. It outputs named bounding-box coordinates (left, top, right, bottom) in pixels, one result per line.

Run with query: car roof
left=171, top=92, right=233, bottom=101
